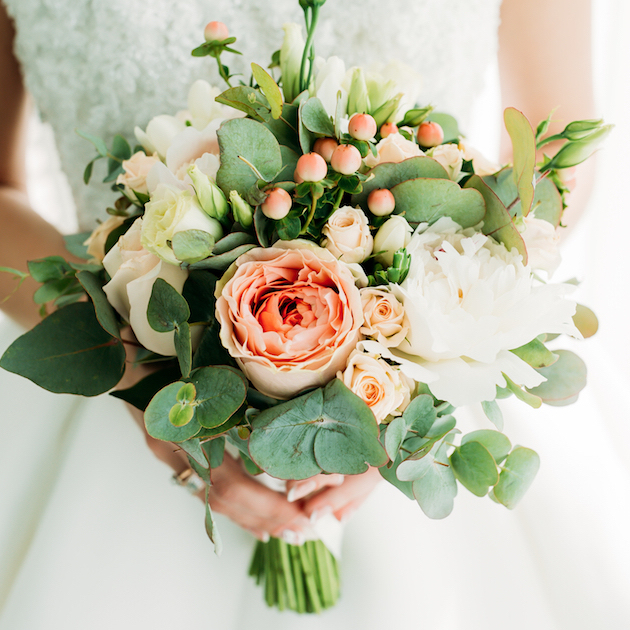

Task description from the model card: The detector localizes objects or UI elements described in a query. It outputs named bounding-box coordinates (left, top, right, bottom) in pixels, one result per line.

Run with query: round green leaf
left=145, top=381, right=202, bottom=442
left=391, top=178, right=485, bottom=227
left=573, top=304, right=598, bottom=338
left=504, top=107, right=536, bottom=216
left=77, top=270, right=120, bottom=338
left=169, top=402, right=195, bottom=427
left=526, top=349, right=587, bottom=406
left=172, top=229, right=215, bottom=264
left=493, top=447, right=540, bottom=509
left=510, top=337, right=558, bottom=369
left=0, top=302, right=125, bottom=396
left=461, top=430, right=511, bottom=465
left=450, top=441, right=499, bottom=497
left=147, top=278, right=190, bottom=333
left=190, top=366, right=248, bottom=429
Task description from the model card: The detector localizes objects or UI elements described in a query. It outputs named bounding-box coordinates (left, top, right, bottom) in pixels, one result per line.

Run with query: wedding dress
left=1, top=1, right=629, bottom=628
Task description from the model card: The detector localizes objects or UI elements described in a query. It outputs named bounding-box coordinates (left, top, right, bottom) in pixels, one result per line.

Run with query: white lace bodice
left=4, top=0, right=501, bottom=230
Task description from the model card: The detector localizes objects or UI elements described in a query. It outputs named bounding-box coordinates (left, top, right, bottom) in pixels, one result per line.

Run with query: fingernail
left=309, top=505, right=333, bottom=524
left=287, top=480, right=316, bottom=503
left=281, top=529, right=305, bottom=546
left=331, top=474, right=345, bottom=486
left=340, top=509, right=356, bottom=524
left=260, top=531, right=270, bottom=543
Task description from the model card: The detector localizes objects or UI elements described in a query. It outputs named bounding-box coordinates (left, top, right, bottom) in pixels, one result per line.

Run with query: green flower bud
left=546, top=124, right=613, bottom=170
left=561, top=118, right=605, bottom=141
left=229, top=190, right=254, bottom=228
left=371, top=93, right=403, bottom=128
left=280, top=23, right=304, bottom=103
left=347, top=67, right=370, bottom=115
left=187, top=165, right=228, bottom=221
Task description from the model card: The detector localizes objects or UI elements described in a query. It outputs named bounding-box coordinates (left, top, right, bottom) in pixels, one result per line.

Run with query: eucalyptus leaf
left=481, top=400, right=504, bottom=431
left=526, top=349, right=587, bottom=406
left=450, top=441, right=499, bottom=497
left=174, top=321, right=192, bottom=378
left=203, top=437, right=226, bottom=469
left=76, top=129, right=108, bottom=157
left=464, top=175, right=527, bottom=262
left=301, top=98, right=336, bottom=137
left=27, top=256, right=73, bottom=283
left=145, top=381, right=202, bottom=442
left=76, top=270, right=120, bottom=338
left=33, top=278, right=77, bottom=304
left=298, top=100, right=315, bottom=154
left=178, top=438, right=208, bottom=468
left=427, top=112, right=460, bottom=143
left=147, top=278, right=190, bottom=333
left=189, top=244, right=257, bottom=271
left=249, top=379, right=388, bottom=479
left=213, top=232, right=257, bottom=255
left=573, top=304, right=598, bottom=338
left=1, top=302, right=125, bottom=396
left=205, top=489, right=223, bottom=556
left=172, top=230, right=215, bottom=264
left=390, top=178, right=485, bottom=227
left=216, top=118, right=282, bottom=198
left=504, top=107, right=536, bottom=216
left=251, top=63, right=283, bottom=119
left=493, top=447, right=540, bottom=509
left=183, top=270, right=218, bottom=324
left=504, top=375, right=542, bottom=408
left=110, top=365, right=181, bottom=411
left=510, top=337, right=558, bottom=369
left=461, top=430, right=511, bottom=465
left=215, top=86, right=271, bottom=122
left=64, top=232, right=92, bottom=260
left=192, top=321, right=236, bottom=370
left=273, top=146, right=300, bottom=184
left=351, top=156, right=448, bottom=209
left=107, top=134, right=132, bottom=175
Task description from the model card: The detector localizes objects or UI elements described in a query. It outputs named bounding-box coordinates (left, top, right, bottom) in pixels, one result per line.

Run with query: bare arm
left=499, top=0, right=596, bottom=228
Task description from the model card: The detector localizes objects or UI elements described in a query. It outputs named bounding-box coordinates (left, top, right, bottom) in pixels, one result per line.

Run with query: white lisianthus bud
left=338, top=350, right=413, bottom=422
left=347, top=67, right=370, bottom=115
left=84, top=215, right=128, bottom=262
left=187, top=164, right=228, bottom=221
left=359, top=288, right=409, bottom=348
left=322, top=206, right=373, bottom=264
left=429, top=143, right=464, bottom=181
left=135, top=115, right=186, bottom=159
left=116, top=151, right=160, bottom=200
left=373, top=215, right=412, bottom=267
left=280, top=23, right=305, bottom=103
left=142, top=184, right=223, bottom=264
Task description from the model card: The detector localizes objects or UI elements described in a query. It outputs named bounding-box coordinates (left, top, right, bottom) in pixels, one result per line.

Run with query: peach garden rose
left=215, top=241, right=364, bottom=399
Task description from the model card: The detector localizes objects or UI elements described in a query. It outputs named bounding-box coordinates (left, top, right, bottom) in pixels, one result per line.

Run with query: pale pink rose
left=215, top=241, right=364, bottom=399
left=360, top=288, right=409, bottom=347
left=83, top=215, right=127, bottom=262
left=459, top=139, right=501, bottom=177
left=364, top=132, right=423, bottom=168
left=116, top=151, right=161, bottom=199
left=102, top=218, right=188, bottom=357
left=338, top=349, right=413, bottom=422
left=430, top=144, right=464, bottom=181
left=321, top=206, right=373, bottom=264
left=520, top=214, right=561, bottom=276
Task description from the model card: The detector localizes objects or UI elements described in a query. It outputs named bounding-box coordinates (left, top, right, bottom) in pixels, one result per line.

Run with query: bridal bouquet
left=1, top=0, right=608, bottom=614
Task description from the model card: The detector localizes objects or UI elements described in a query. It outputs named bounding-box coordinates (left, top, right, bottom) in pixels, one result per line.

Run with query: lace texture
left=4, top=0, right=501, bottom=229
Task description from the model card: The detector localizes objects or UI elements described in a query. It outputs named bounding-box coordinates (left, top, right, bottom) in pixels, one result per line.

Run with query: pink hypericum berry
left=313, top=137, right=338, bottom=163
left=367, top=189, right=396, bottom=217
left=261, top=188, right=292, bottom=220
left=330, top=144, right=362, bottom=175
left=348, top=113, right=377, bottom=141
left=204, top=21, right=229, bottom=42
left=417, top=121, right=444, bottom=148
left=380, top=122, right=398, bottom=138
left=295, top=152, right=328, bottom=182
left=293, top=168, right=304, bottom=185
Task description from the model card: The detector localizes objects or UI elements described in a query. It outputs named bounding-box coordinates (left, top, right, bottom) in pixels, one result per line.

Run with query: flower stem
left=298, top=7, right=320, bottom=94
left=215, top=53, right=232, bottom=88
left=300, top=193, right=318, bottom=235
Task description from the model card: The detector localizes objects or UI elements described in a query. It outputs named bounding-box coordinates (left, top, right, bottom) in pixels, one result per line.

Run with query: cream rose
left=215, top=241, right=364, bottom=399
left=360, top=288, right=409, bottom=347
left=364, top=132, right=423, bottom=168
left=338, top=349, right=413, bottom=422
left=83, top=215, right=127, bottom=262
left=141, top=184, right=223, bottom=265
left=102, top=218, right=188, bottom=356
left=116, top=151, right=160, bottom=199
left=459, top=139, right=501, bottom=177
left=321, top=206, right=373, bottom=264
left=520, top=214, right=561, bottom=276
left=373, top=215, right=413, bottom=267
left=429, top=143, right=464, bottom=181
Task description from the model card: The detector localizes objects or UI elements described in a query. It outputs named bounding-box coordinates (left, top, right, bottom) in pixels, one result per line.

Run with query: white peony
left=338, top=349, right=413, bottom=422
left=321, top=206, right=373, bottom=264
left=520, top=214, right=561, bottom=276
left=388, top=217, right=579, bottom=407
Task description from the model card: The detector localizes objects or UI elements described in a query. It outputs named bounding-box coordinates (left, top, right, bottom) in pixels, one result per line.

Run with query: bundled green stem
left=249, top=537, right=340, bottom=613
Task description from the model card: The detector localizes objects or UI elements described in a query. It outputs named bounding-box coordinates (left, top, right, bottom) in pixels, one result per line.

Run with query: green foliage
left=384, top=394, right=438, bottom=460
left=390, top=177, right=485, bottom=227
left=493, top=447, right=540, bottom=509
left=183, top=269, right=218, bottom=324
left=64, top=232, right=92, bottom=260
left=171, top=229, right=215, bottom=264
left=351, top=156, right=448, bottom=209
left=450, top=441, right=499, bottom=497
left=464, top=175, right=527, bottom=262
left=248, top=379, right=388, bottom=479
left=504, top=107, right=536, bottom=216
left=461, top=430, right=511, bottom=465
left=300, top=97, right=336, bottom=137
left=251, top=63, right=283, bottom=119
left=147, top=278, right=190, bottom=333
left=526, top=349, right=587, bottom=406
left=573, top=304, right=599, bottom=338
left=481, top=400, right=504, bottom=431
left=110, top=365, right=181, bottom=411
left=76, top=271, right=120, bottom=338
left=398, top=106, right=433, bottom=128
left=426, top=112, right=460, bottom=143
left=190, top=244, right=257, bottom=272
left=510, top=337, right=558, bottom=369
left=504, top=375, right=542, bottom=408
left=0, top=302, right=125, bottom=396
left=216, top=118, right=283, bottom=203
left=205, top=488, right=223, bottom=556
left=216, top=86, right=273, bottom=123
